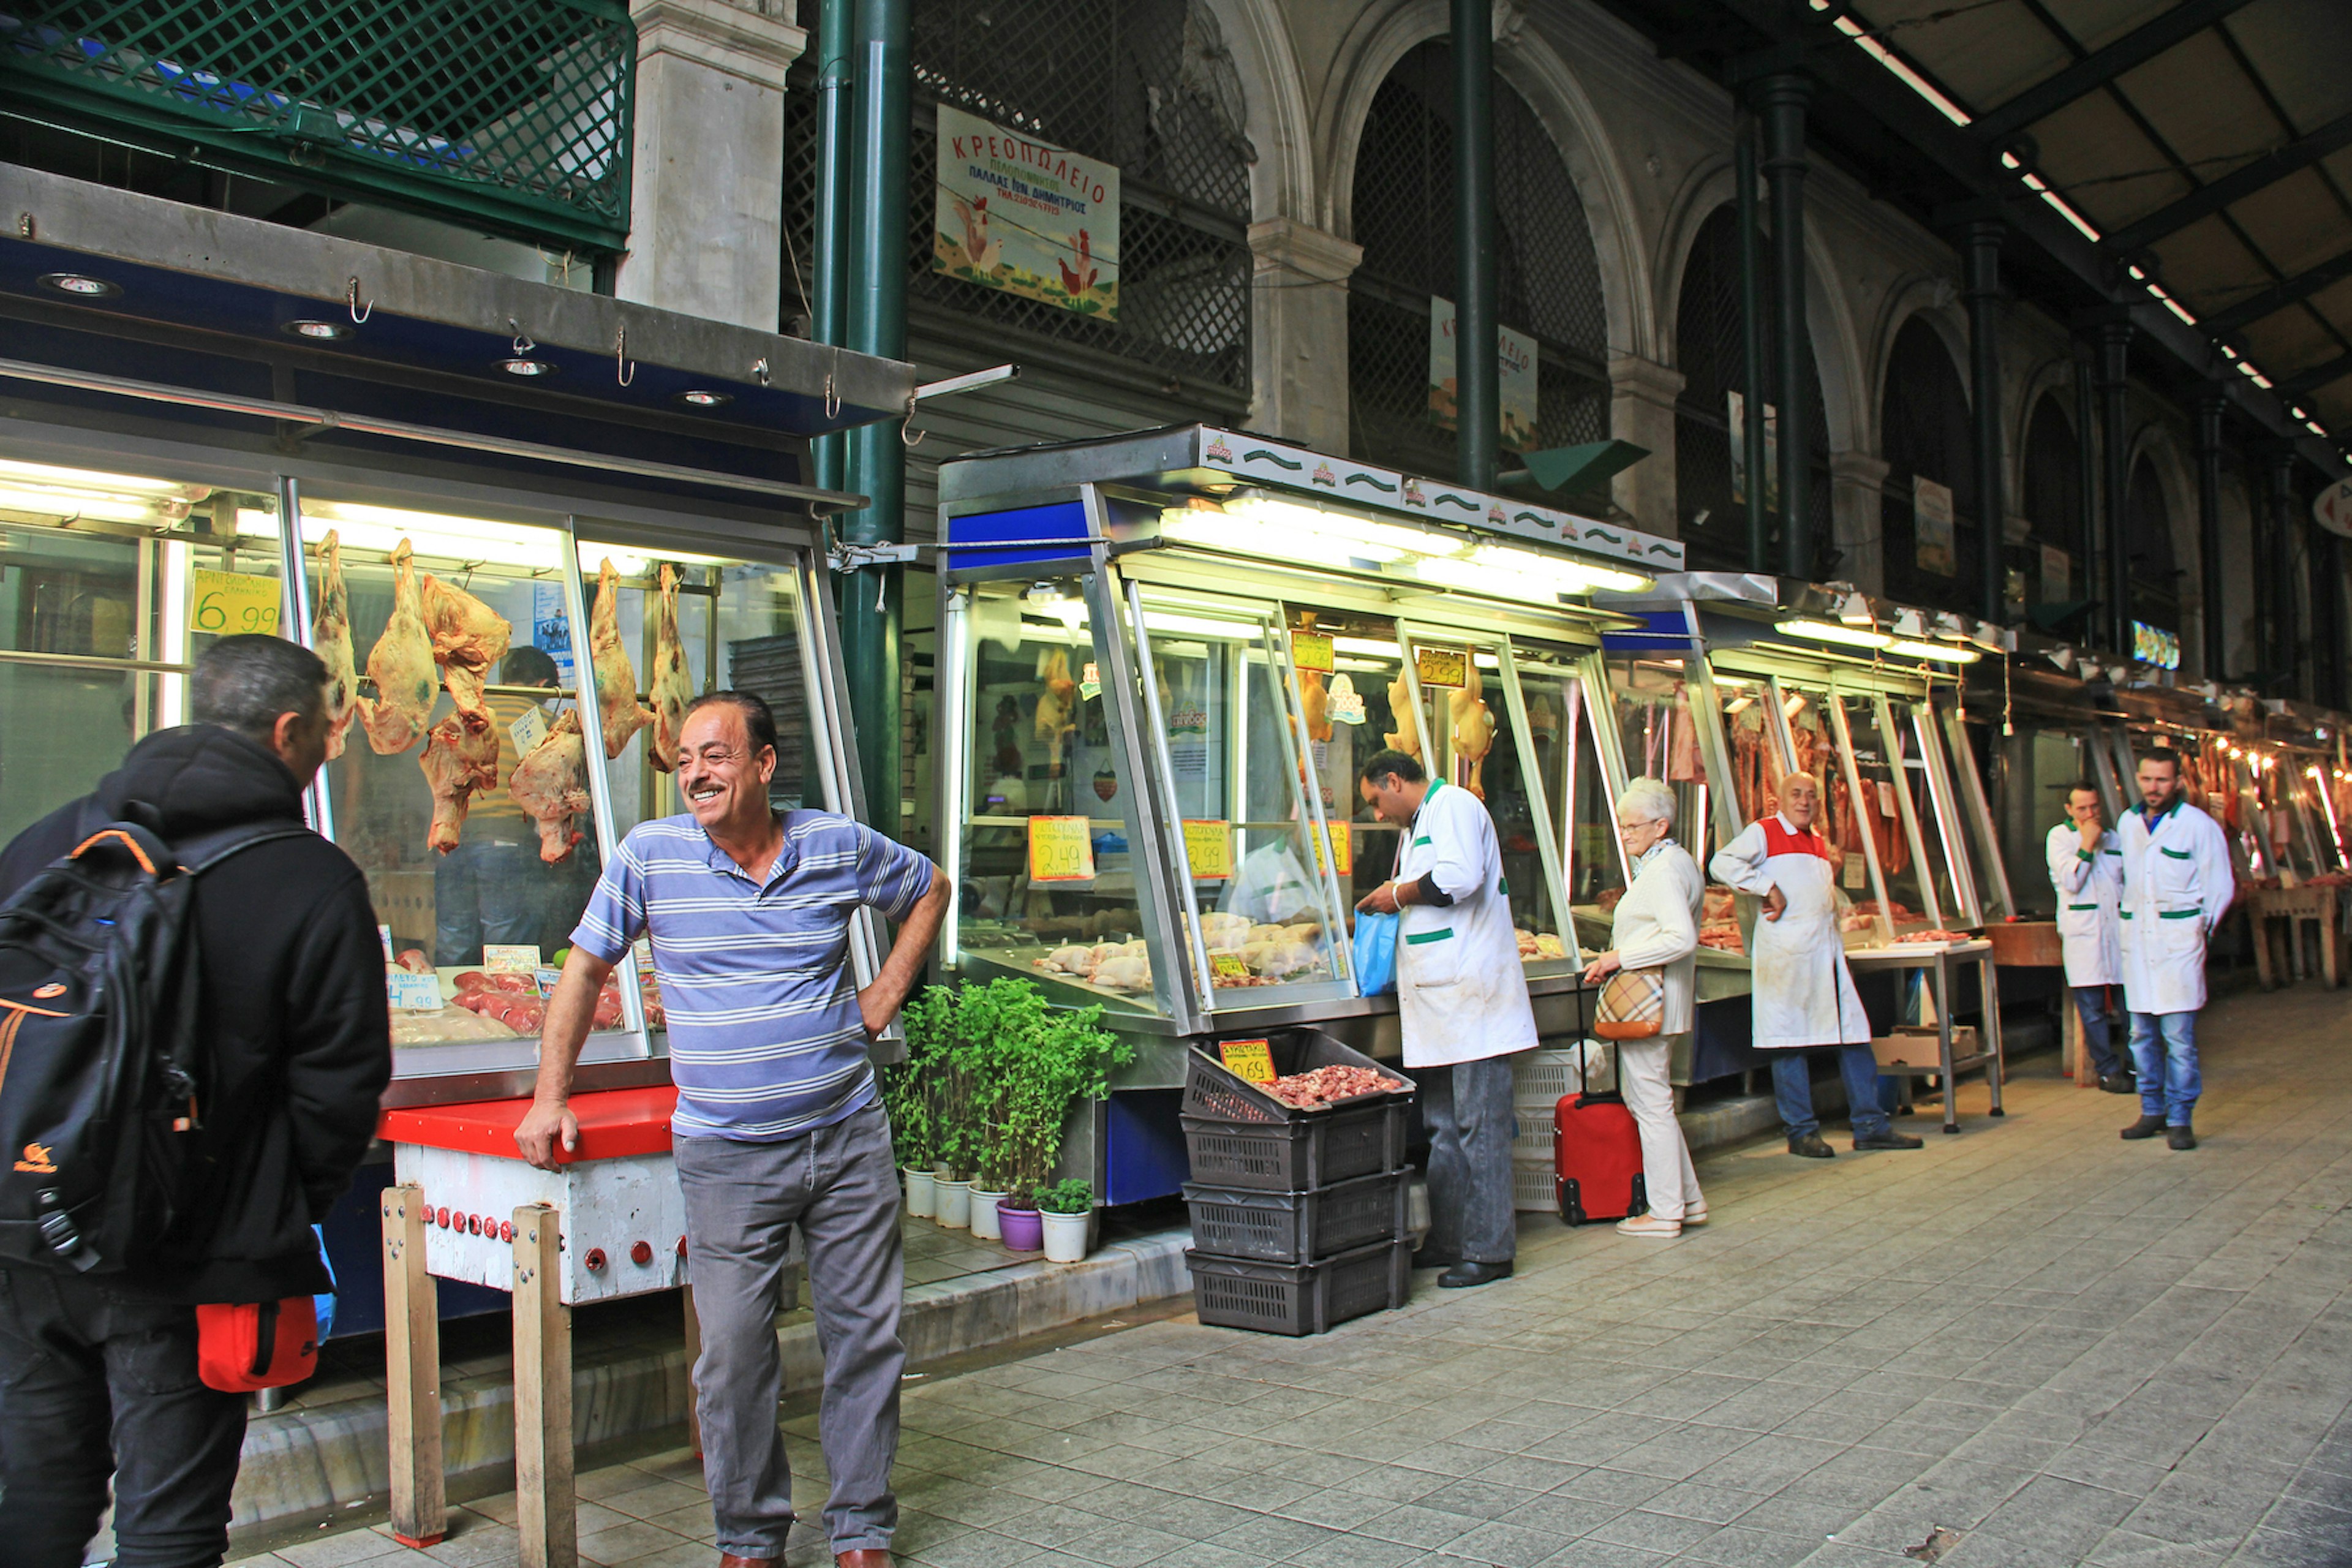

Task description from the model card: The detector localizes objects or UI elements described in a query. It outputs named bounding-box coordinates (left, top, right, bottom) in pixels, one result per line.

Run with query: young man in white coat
left=2117, top=748, right=2234, bottom=1150
left=1711, top=772, right=1922, bottom=1158
left=1355, top=748, right=1537, bottom=1289
left=2047, top=783, right=2135, bottom=1094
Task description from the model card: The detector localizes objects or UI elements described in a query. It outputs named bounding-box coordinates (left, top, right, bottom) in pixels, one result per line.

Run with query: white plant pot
left=1040, top=1209, right=1089, bottom=1263
left=968, top=1189, right=1007, bottom=1241
left=901, top=1166, right=935, bottom=1219
left=935, top=1178, right=973, bottom=1229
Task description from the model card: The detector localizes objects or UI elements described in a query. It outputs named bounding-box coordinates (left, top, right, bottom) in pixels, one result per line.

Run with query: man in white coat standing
left=1711, top=772, right=1921, bottom=1158
left=2047, top=783, right=2135, bottom=1094
left=1356, top=748, right=1537, bottom=1289
left=2117, top=748, right=2234, bottom=1150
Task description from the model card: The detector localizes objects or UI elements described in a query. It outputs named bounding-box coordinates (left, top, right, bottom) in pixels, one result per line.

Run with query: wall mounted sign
left=933, top=105, right=1118, bottom=320
left=1913, top=476, right=1955, bottom=577
left=1428, top=298, right=1539, bottom=452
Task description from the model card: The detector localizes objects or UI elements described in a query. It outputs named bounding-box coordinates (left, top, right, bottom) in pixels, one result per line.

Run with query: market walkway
left=235, top=984, right=2352, bottom=1568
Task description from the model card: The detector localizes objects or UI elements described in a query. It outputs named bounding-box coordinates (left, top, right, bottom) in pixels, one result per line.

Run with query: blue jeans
left=1773, top=1046, right=1891, bottom=1142
left=434, top=838, right=556, bottom=965
left=2072, top=986, right=2124, bottom=1077
left=2130, top=1011, right=2201, bottom=1125
left=1420, top=1057, right=1517, bottom=1264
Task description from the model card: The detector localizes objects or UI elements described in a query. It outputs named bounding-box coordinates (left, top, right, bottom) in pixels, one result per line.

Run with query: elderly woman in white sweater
left=1580, top=777, right=1708, bottom=1237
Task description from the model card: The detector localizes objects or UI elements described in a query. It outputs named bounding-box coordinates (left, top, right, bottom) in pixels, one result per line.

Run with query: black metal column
left=1963, top=220, right=2006, bottom=624
left=2195, top=390, right=2227, bottom=680
left=2073, top=345, right=2100, bottom=628
left=2269, top=448, right=2300, bottom=697
left=1756, top=73, right=1814, bottom=579
left=1452, top=0, right=1498, bottom=490
left=1736, top=126, right=1770, bottom=571
left=2097, top=321, right=2134, bottom=656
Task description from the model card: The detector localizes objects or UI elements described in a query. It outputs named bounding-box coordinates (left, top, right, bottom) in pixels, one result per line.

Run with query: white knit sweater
left=1606, top=841, right=1703, bottom=1036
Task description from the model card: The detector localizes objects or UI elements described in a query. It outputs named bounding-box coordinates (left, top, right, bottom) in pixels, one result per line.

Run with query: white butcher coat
left=1710, top=813, right=1869, bottom=1050
left=1391, top=778, right=1540, bottom=1069
left=2046, top=821, right=2124, bottom=988
left=2116, top=798, right=2235, bottom=1016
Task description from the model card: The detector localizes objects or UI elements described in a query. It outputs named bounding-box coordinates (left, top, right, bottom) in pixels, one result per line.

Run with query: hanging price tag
left=387, top=973, right=443, bottom=1011
left=1183, top=820, right=1234, bottom=880
left=1291, top=632, right=1334, bottom=674
left=1415, top=646, right=1469, bottom=690
left=1877, top=781, right=1899, bottom=818
left=510, top=704, right=549, bottom=758
left=1208, top=952, right=1251, bottom=984
left=1842, top=851, right=1866, bottom=889
left=1027, top=816, right=1097, bottom=882
left=189, top=568, right=281, bottom=637
left=1311, top=820, right=1353, bottom=875
left=1218, top=1038, right=1276, bottom=1082
left=483, top=944, right=542, bottom=974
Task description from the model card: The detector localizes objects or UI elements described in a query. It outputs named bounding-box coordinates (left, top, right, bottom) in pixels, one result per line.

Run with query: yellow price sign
left=1311, top=820, right=1353, bottom=876
left=1291, top=631, right=1334, bottom=674
left=190, top=569, right=281, bottom=638
left=1415, top=646, right=1468, bottom=690
left=1218, top=1038, right=1276, bottom=1082
left=1182, top=819, right=1234, bottom=880
left=1027, top=816, right=1097, bottom=883
left=1208, top=952, right=1251, bottom=984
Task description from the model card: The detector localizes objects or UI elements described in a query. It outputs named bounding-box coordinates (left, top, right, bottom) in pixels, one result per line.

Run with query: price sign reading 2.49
left=1027, top=816, right=1097, bottom=883
left=189, top=568, right=281, bottom=637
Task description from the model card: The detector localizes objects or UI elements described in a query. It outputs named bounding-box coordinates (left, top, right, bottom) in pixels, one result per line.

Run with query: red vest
left=1762, top=817, right=1837, bottom=865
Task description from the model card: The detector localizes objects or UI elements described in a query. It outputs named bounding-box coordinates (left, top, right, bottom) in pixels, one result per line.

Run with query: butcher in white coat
left=2116, top=747, right=2234, bottom=1150
left=1355, top=748, right=1536, bottom=1289
left=2046, top=783, right=2135, bottom=1094
left=1710, top=772, right=1920, bottom=1158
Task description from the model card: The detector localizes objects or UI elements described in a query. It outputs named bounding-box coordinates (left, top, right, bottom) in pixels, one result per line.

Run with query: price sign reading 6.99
left=190, top=569, right=281, bottom=637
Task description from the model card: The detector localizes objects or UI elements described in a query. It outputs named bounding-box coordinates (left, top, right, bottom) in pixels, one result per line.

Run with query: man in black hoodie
left=0, top=635, right=391, bottom=1568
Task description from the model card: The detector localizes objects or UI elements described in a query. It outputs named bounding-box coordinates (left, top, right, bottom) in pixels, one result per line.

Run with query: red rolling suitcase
left=1555, top=1040, right=1647, bottom=1225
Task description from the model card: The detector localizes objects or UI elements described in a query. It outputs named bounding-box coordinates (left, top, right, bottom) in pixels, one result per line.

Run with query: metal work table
left=1845, top=938, right=2007, bottom=1134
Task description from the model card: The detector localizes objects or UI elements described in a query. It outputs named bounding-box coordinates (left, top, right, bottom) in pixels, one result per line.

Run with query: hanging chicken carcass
left=356, top=540, right=438, bottom=755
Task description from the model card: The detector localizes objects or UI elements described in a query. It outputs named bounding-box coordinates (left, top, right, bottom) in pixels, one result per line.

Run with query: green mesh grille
left=0, top=0, right=633, bottom=249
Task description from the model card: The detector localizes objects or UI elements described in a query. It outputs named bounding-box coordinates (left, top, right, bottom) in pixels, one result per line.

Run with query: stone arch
left=1322, top=0, right=1650, bottom=359
left=2010, top=354, right=2081, bottom=507
left=1865, top=279, right=1972, bottom=455
left=2127, top=417, right=2203, bottom=620
left=1195, top=0, right=1316, bottom=222
left=1651, top=156, right=1866, bottom=459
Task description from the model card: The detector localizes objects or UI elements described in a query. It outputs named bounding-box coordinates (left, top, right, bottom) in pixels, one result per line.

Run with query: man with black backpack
left=0, top=634, right=390, bottom=1568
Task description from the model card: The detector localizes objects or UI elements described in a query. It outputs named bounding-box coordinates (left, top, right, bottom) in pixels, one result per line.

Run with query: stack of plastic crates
left=1509, top=1043, right=1615, bottom=1212
left=1180, top=1031, right=1416, bottom=1336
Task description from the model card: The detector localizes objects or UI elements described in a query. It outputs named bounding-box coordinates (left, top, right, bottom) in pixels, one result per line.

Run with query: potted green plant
left=982, top=981, right=1128, bottom=1255
left=880, top=989, right=945, bottom=1219
left=1036, top=1179, right=1092, bottom=1263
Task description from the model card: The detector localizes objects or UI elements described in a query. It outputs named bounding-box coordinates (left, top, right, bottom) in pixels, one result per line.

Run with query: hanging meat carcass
left=647, top=564, right=695, bottom=772
left=589, top=559, right=655, bottom=759
left=510, top=710, right=591, bottom=862
left=312, top=529, right=360, bottom=761
left=356, top=540, right=438, bottom=755
left=420, top=707, right=502, bottom=854
left=420, top=573, right=512, bottom=720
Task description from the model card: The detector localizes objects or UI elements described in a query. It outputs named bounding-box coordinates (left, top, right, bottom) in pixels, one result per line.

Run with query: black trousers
left=0, top=1268, right=247, bottom=1568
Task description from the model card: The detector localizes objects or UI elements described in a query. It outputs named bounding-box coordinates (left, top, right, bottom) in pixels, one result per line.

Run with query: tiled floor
left=236, top=982, right=2352, bottom=1567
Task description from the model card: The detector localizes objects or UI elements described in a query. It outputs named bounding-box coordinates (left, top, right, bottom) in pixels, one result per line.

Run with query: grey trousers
left=1420, top=1057, right=1517, bottom=1265
left=674, top=1103, right=905, bottom=1557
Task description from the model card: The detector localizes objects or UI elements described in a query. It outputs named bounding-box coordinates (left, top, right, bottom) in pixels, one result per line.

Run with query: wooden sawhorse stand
left=2250, top=884, right=2343, bottom=990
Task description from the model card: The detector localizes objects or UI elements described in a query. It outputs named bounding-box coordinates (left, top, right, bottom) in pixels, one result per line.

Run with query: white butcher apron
left=2046, top=822, right=2122, bottom=988
left=1391, top=778, right=1540, bottom=1069
left=2117, top=799, right=2235, bottom=1016
left=1709, top=815, right=1869, bottom=1050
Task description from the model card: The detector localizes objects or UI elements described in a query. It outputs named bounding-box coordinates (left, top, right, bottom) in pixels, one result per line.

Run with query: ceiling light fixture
left=1887, top=638, right=1983, bottom=665
left=1777, top=617, right=1893, bottom=650
left=676, top=390, right=733, bottom=408
left=282, top=319, right=350, bottom=340
left=500, top=358, right=555, bottom=377
left=37, top=272, right=119, bottom=298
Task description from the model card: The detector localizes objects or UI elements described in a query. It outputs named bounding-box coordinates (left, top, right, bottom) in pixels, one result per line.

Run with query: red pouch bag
left=194, top=1297, right=318, bottom=1393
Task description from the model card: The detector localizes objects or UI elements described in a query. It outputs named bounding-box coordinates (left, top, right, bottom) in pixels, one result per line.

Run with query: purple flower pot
left=998, top=1206, right=1044, bottom=1252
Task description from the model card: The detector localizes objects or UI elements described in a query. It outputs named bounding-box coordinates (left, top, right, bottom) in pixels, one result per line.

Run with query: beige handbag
left=1593, top=967, right=1667, bottom=1040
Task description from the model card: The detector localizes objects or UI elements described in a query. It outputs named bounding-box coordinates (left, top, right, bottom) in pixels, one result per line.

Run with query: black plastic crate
left=1183, top=1169, right=1406, bottom=1264
left=1182, top=1030, right=1413, bottom=1125
left=1180, top=1098, right=1410, bottom=1191
left=1186, top=1236, right=1412, bottom=1336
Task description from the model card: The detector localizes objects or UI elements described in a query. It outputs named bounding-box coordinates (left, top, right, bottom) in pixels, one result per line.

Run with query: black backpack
left=0, top=813, right=309, bottom=1273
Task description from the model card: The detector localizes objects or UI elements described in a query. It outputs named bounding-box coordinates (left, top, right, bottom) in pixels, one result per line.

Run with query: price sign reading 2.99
left=189, top=568, right=281, bottom=637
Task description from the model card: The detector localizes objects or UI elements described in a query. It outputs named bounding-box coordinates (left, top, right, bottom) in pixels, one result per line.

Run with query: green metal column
left=842, top=0, right=909, bottom=834
left=1735, top=127, right=1770, bottom=571
left=809, top=0, right=857, bottom=495
left=1452, top=0, right=1498, bottom=490
left=1963, top=219, right=2007, bottom=625
left=1755, top=72, right=1813, bottom=579
left=2097, top=320, right=2133, bottom=658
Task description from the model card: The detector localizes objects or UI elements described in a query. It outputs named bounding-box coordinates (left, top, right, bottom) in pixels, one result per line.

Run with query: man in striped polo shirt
left=518, top=691, right=948, bottom=1568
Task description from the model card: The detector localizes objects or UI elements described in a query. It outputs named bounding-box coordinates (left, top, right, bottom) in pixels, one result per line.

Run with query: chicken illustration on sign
left=933, top=104, right=1119, bottom=321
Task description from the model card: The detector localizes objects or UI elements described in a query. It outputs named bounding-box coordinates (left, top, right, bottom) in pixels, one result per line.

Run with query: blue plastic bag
left=312, top=1223, right=337, bottom=1343
left=1354, top=910, right=1399, bottom=997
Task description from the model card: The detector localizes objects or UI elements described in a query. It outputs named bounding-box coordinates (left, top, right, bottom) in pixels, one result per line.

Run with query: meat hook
left=616, top=327, right=636, bottom=388
left=347, top=277, right=372, bottom=324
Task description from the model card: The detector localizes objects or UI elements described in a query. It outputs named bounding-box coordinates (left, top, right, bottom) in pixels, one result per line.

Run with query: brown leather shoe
left=835, top=1552, right=893, bottom=1567
left=720, top=1557, right=775, bottom=1568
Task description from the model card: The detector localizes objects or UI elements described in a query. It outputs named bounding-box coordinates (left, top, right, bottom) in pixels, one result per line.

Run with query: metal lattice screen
left=1670, top=202, right=1830, bottom=572
left=2019, top=393, right=2081, bottom=603
left=1346, top=39, right=1610, bottom=476
left=2125, top=457, right=2179, bottom=630
left=0, top=1, right=633, bottom=249
left=783, top=0, right=1254, bottom=397
left=1879, top=316, right=1979, bottom=612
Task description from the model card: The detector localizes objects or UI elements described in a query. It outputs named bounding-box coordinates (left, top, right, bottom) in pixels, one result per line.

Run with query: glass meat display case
left=935, top=424, right=1690, bottom=1112
left=0, top=455, right=864, bottom=1105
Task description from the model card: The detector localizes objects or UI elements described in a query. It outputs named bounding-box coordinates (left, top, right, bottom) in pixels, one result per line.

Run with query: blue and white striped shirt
left=573, top=812, right=934, bottom=1140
